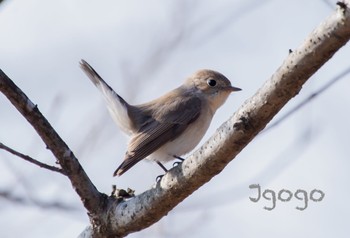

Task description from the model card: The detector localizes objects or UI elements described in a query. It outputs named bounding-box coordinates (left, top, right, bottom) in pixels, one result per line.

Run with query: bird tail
left=113, top=158, right=138, bottom=176
left=79, top=59, right=135, bottom=135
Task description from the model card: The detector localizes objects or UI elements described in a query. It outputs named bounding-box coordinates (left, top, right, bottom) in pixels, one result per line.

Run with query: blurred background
left=0, top=0, right=349, bottom=237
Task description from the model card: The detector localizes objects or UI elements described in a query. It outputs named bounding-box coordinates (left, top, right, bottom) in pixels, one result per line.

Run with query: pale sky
left=0, top=0, right=349, bottom=237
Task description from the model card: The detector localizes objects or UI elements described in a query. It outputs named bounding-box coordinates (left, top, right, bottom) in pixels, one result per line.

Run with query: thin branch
left=0, top=189, right=80, bottom=211
left=321, top=0, right=336, bottom=9
left=0, top=142, right=66, bottom=175
left=262, top=65, right=350, bottom=133
left=0, top=69, right=106, bottom=221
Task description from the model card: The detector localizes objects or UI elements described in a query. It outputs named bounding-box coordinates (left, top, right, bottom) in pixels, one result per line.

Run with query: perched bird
left=80, top=60, right=241, bottom=176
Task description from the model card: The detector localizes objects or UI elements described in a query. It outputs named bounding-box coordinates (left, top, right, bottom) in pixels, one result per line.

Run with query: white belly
left=147, top=109, right=213, bottom=162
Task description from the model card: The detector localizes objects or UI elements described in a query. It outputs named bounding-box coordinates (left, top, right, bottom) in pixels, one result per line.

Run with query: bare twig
left=188, top=0, right=273, bottom=45
left=322, top=0, right=336, bottom=9
left=0, top=142, right=66, bottom=175
left=0, top=189, right=80, bottom=211
left=263, top=66, right=350, bottom=133
left=0, top=69, right=107, bottom=224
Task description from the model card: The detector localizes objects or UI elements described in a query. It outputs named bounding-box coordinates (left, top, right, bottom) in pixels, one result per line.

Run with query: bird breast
left=146, top=106, right=213, bottom=162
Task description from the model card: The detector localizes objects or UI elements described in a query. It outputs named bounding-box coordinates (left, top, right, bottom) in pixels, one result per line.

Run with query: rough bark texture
left=0, top=1, right=349, bottom=238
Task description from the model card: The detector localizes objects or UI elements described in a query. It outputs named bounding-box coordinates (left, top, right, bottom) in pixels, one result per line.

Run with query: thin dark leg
left=156, top=161, right=168, bottom=172
left=172, top=155, right=184, bottom=167
left=173, top=155, right=184, bottom=161
left=156, top=161, right=168, bottom=182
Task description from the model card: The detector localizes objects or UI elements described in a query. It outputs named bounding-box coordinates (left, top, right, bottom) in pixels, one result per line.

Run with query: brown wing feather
left=114, top=96, right=201, bottom=176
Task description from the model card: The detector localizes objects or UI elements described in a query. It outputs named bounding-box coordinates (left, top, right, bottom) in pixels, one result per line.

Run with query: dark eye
left=207, top=79, right=216, bottom=87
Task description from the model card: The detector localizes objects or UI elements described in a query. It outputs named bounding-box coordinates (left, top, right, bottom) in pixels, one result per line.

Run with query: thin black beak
left=228, top=86, right=242, bottom=92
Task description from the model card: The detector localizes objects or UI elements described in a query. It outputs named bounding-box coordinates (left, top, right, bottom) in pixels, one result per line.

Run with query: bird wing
left=114, top=96, right=201, bottom=176
left=80, top=60, right=136, bottom=135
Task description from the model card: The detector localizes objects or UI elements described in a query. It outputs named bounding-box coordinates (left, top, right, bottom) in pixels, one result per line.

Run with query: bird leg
left=172, top=155, right=184, bottom=167
left=156, top=161, right=168, bottom=172
left=156, top=157, right=184, bottom=182
left=155, top=161, right=168, bottom=182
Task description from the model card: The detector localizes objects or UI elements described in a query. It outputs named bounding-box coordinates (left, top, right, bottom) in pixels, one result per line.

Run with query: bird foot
left=156, top=174, right=164, bottom=182
left=172, top=155, right=184, bottom=167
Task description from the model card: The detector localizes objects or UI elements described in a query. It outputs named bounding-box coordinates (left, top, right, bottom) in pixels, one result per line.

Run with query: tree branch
left=0, top=69, right=108, bottom=225
left=263, top=65, right=350, bottom=133
left=1, top=1, right=350, bottom=238
left=0, top=142, right=66, bottom=175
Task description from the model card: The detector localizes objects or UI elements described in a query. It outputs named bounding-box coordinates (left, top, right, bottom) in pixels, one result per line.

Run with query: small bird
left=80, top=60, right=241, bottom=176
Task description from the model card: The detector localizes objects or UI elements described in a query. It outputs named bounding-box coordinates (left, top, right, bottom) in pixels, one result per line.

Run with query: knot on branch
left=233, top=116, right=254, bottom=132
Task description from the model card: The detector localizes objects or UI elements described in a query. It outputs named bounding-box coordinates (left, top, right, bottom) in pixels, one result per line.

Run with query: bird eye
left=207, top=79, right=216, bottom=87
